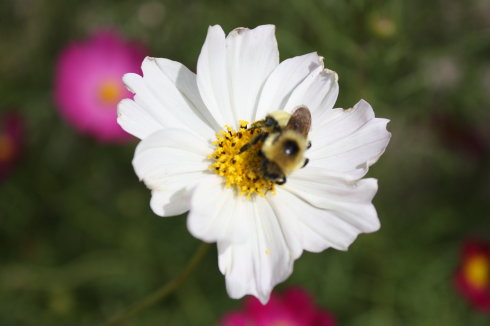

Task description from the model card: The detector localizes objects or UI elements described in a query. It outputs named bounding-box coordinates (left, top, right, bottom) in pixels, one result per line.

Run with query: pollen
left=209, top=120, right=275, bottom=199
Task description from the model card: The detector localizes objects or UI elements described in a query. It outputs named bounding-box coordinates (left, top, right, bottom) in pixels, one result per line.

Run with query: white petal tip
left=322, top=68, right=339, bottom=82
left=122, top=73, right=140, bottom=92
left=356, top=98, right=373, bottom=109
left=208, top=25, right=225, bottom=34
left=116, top=99, right=128, bottom=117
left=257, top=294, right=271, bottom=305
left=228, top=24, right=276, bottom=38
left=229, top=27, right=249, bottom=36
left=226, top=288, right=271, bottom=305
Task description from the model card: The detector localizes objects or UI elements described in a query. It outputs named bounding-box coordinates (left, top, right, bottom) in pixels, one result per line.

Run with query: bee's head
left=262, top=130, right=309, bottom=175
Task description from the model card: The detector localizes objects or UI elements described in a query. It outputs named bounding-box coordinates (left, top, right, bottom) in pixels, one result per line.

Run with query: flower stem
left=99, top=242, right=211, bottom=326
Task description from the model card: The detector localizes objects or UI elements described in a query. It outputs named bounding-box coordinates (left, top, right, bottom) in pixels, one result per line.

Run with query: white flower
left=117, top=24, right=391, bottom=304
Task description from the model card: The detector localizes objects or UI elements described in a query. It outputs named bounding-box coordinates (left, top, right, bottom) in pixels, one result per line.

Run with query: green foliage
left=1, top=0, right=489, bottom=325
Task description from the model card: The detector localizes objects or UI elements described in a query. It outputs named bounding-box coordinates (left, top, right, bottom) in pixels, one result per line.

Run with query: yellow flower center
left=208, top=120, right=275, bottom=199
left=464, top=255, right=489, bottom=289
left=0, top=134, right=14, bottom=162
left=98, top=80, right=122, bottom=105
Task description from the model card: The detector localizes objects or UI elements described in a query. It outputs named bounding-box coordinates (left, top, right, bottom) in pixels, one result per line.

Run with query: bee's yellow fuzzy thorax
left=208, top=120, right=276, bottom=199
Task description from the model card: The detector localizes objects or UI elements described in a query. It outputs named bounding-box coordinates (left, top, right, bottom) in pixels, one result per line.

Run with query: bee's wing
left=285, top=106, right=311, bottom=137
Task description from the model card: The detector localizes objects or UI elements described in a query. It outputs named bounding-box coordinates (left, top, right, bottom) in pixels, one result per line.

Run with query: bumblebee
left=240, top=106, right=312, bottom=185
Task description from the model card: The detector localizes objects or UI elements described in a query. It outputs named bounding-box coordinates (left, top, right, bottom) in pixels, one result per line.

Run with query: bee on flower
left=118, top=25, right=391, bottom=303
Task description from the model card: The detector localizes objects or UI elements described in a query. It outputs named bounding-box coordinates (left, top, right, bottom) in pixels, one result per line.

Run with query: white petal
left=196, top=25, right=233, bottom=128
left=117, top=99, right=162, bottom=139
left=149, top=189, right=189, bottom=217
left=285, top=167, right=380, bottom=234
left=187, top=175, right=252, bottom=244
left=255, top=52, right=323, bottom=120
left=308, top=99, right=391, bottom=178
left=154, top=58, right=221, bottom=131
left=269, top=187, right=368, bottom=255
left=197, top=25, right=280, bottom=128
left=132, top=129, right=211, bottom=216
left=148, top=171, right=206, bottom=216
left=121, top=57, right=215, bottom=140
left=217, top=198, right=294, bottom=304
left=282, top=63, right=339, bottom=121
left=226, top=25, right=279, bottom=123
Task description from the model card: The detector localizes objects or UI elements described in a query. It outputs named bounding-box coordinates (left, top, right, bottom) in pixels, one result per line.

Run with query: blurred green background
left=1, top=0, right=490, bottom=325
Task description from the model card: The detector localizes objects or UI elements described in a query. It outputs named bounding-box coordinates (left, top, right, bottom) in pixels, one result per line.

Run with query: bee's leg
left=250, top=121, right=264, bottom=129
left=239, top=142, right=253, bottom=153
left=239, top=132, right=268, bottom=153
left=251, top=116, right=279, bottom=131
left=263, top=116, right=281, bottom=132
left=301, top=158, right=309, bottom=168
left=275, top=175, right=286, bottom=185
left=307, top=141, right=312, bottom=149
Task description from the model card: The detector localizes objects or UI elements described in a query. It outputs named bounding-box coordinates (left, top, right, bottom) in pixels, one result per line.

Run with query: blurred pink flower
left=54, top=30, right=145, bottom=142
left=431, top=112, right=488, bottom=161
left=220, top=287, right=336, bottom=326
left=454, top=240, right=490, bottom=313
left=0, top=113, right=23, bottom=182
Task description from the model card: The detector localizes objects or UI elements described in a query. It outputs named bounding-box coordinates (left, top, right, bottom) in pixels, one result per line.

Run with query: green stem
left=99, top=242, right=211, bottom=326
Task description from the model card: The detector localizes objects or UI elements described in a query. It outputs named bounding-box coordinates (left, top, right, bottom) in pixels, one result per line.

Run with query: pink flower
left=0, top=113, right=23, bottom=182
left=54, top=30, right=145, bottom=142
left=454, top=240, right=490, bottom=313
left=431, top=112, right=488, bottom=161
left=220, top=287, right=336, bottom=326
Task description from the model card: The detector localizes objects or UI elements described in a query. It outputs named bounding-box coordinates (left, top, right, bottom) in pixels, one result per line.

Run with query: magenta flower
left=54, top=30, right=145, bottom=142
left=0, top=113, right=23, bottom=182
left=454, top=240, right=490, bottom=313
left=220, top=287, right=336, bottom=326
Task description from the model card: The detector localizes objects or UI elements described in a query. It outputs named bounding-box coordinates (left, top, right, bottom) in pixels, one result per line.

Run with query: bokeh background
left=1, top=0, right=490, bottom=325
